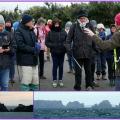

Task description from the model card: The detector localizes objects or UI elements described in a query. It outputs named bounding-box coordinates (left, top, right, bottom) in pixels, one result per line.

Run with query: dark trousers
left=96, top=53, right=106, bottom=75
left=91, top=62, right=95, bottom=82
left=39, top=50, right=44, bottom=77
left=74, top=58, right=92, bottom=88
left=106, top=58, right=115, bottom=80
left=91, top=57, right=96, bottom=82
left=51, top=53, right=65, bottom=81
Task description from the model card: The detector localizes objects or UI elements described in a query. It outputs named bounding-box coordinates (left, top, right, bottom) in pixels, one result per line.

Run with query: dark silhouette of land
left=0, top=103, right=33, bottom=112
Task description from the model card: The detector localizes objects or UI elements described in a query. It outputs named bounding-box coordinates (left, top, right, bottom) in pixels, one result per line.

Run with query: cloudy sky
left=0, top=92, right=33, bottom=106
left=35, top=92, right=120, bottom=106
left=0, top=2, right=77, bottom=11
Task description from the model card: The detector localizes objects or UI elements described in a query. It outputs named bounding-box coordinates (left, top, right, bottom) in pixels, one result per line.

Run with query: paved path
left=9, top=55, right=115, bottom=91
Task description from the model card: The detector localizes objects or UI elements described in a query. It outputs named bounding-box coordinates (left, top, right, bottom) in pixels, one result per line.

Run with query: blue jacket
left=98, top=31, right=106, bottom=41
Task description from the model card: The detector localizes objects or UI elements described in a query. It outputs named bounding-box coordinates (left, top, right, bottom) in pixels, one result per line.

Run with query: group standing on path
left=1, top=9, right=120, bottom=91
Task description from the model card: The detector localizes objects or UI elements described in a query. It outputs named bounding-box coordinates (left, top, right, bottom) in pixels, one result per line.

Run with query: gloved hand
left=35, top=42, right=41, bottom=50
left=84, top=28, right=95, bottom=37
left=34, top=42, right=41, bottom=54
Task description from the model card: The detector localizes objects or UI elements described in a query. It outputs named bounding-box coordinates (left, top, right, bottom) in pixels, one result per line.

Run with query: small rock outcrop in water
left=0, top=103, right=9, bottom=112
left=13, top=104, right=33, bottom=112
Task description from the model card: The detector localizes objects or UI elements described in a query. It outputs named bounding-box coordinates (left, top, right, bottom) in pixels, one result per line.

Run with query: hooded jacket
left=15, top=23, right=38, bottom=66
left=45, top=25, right=67, bottom=54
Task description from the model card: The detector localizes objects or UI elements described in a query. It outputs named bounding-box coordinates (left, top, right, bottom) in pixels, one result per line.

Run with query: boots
left=20, top=84, right=30, bottom=91
left=30, top=84, right=39, bottom=91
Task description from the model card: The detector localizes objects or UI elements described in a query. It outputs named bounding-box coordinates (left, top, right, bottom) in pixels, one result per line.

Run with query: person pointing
left=84, top=13, right=120, bottom=91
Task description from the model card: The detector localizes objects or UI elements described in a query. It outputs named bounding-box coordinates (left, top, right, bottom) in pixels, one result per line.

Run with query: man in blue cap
left=15, top=14, right=41, bottom=91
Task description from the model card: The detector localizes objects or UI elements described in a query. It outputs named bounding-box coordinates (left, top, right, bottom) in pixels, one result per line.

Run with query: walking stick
left=72, top=56, right=82, bottom=69
left=38, top=56, right=40, bottom=90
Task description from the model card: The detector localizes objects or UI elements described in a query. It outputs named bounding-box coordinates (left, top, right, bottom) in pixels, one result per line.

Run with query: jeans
left=96, top=53, right=106, bottom=75
left=67, top=53, right=75, bottom=71
left=51, top=53, right=65, bottom=81
left=0, top=69, right=10, bottom=91
left=9, top=58, right=15, bottom=80
left=106, top=58, right=115, bottom=80
left=74, top=58, right=92, bottom=88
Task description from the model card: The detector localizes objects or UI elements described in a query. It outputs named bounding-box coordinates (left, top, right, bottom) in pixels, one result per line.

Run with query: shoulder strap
left=36, top=27, right=39, bottom=39
left=72, top=23, right=77, bottom=39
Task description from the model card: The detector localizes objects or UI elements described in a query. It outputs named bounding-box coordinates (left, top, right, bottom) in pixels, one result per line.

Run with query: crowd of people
left=0, top=9, right=120, bottom=91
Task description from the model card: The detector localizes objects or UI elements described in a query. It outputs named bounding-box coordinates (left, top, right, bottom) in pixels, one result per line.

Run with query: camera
left=81, top=26, right=86, bottom=31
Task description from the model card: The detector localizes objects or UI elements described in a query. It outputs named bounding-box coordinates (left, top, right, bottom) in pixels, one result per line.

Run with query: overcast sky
left=0, top=92, right=33, bottom=106
left=0, top=2, right=77, bottom=11
left=35, top=92, right=120, bottom=106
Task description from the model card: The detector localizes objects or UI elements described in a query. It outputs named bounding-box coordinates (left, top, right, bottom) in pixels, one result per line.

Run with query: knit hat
left=90, top=20, right=97, bottom=28
left=0, top=15, right=5, bottom=25
left=65, top=21, right=72, bottom=29
left=5, top=17, right=13, bottom=23
left=21, top=14, right=33, bottom=24
left=37, top=17, right=46, bottom=25
left=47, top=19, right=52, bottom=24
left=97, top=23, right=105, bottom=30
left=115, top=13, right=120, bottom=26
left=78, top=10, right=88, bottom=19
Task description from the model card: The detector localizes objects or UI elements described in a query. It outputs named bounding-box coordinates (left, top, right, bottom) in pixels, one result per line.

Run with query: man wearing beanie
left=15, top=14, right=41, bottom=91
left=85, top=12, right=120, bottom=91
left=0, top=15, right=16, bottom=91
left=65, top=10, right=95, bottom=91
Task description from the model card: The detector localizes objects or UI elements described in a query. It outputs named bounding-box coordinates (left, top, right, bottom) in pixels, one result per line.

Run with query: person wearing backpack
left=34, top=17, right=47, bottom=80
left=45, top=18, right=67, bottom=88
left=65, top=10, right=95, bottom=91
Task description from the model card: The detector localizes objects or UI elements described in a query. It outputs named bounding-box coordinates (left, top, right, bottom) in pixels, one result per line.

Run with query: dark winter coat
left=65, top=21, right=95, bottom=59
left=0, top=30, right=16, bottom=69
left=15, top=23, right=38, bottom=66
left=45, top=28, right=67, bottom=54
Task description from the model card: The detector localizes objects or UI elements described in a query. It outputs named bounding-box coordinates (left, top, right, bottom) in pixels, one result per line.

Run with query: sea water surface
left=34, top=108, right=120, bottom=119
left=0, top=112, right=33, bottom=119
